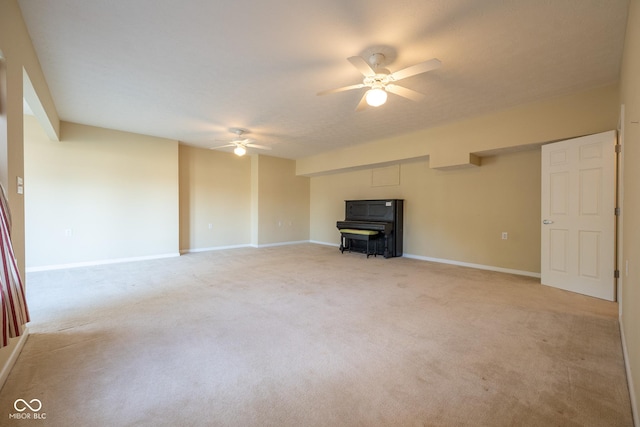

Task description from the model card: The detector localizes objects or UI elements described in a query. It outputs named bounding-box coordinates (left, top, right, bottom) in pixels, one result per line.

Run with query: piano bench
left=338, top=229, right=380, bottom=258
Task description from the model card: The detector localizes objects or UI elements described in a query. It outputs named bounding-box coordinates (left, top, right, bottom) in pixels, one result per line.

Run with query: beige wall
left=254, top=155, right=310, bottom=246
left=620, top=0, right=640, bottom=420
left=24, top=130, right=311, bottom=263
left=298, top=84, right=619, bottom=176
left=24, top=117, right=180, bottom=268
left=178, top=150, right=309, bottom=251
left=178, top=145, right=251, bottom=251
left=0, top=0, right=61, bottom=275
left=306, top=84, right=620, bottom=275
left=311, top=150, right=541, bottom=273
left=0, top=0, right=60, bottom=378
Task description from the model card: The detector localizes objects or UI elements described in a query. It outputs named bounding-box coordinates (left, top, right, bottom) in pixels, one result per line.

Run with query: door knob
left=543, top=219, right=554, bottom=224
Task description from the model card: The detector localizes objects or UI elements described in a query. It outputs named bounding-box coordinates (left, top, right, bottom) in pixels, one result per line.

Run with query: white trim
left=620, top=317, right=639, bottom=427
left=254, top=240, right=310, bottom=248
left=309, top=240, right=339, bottom=247
left=310, top=242, right=541, bottom=277
left=26, top=253, right=180, bottom=272
left=403, top=253, right=541, bottom=278
left=181, top=241, right=313, bottom=253
left=180, top=244, right=252, bottom=254
left=0, top=328, right=29, bottom=389
left=25, top=243, right=540, bottom=279
left=617, top=105, right=625, bottom=309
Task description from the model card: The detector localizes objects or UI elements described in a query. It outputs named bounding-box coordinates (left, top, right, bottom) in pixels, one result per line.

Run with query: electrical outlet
left=501, top=232, right=508, bottom=240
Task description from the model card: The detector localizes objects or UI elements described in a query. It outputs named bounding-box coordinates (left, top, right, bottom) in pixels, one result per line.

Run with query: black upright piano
left=336, top=199, right=403, bottom=258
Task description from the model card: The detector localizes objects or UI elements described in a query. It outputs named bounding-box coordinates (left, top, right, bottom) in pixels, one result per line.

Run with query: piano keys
left=336, top=199, right=403, bottom=258
left=335, top=220, right=392, bottom=234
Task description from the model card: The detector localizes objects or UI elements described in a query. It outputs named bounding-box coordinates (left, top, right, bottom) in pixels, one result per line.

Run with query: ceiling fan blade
left=210, top=144, right=235, bottom=150
left=355, top=92, right=369, bottom=112
left=347, top=56, right=376, bottom=77
left=390, top=58, right=441, bottom=81
left=386, top=84, right=425, bottom=102
left=245, top=143, right=272, bottom=150
left=317, top=83, right=365, bottom=96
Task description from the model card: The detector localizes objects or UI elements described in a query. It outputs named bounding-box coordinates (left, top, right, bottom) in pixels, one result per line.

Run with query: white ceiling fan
left=317, top=53, right=441, bottom=111
left=210, top=128, right=272, bottom=156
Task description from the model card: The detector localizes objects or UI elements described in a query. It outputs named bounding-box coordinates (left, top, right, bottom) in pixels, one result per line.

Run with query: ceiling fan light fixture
left=234, top=145, right=247, bottom=156
left=366, top=87, right=387, bottom=107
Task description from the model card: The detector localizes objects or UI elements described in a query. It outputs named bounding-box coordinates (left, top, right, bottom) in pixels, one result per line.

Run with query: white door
left=541, top=131, right=617, bottom=301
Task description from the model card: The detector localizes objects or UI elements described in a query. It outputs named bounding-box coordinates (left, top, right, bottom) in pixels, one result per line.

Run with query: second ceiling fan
left=318, top=52, right=441, bottom=111
left=210, top=128, right=272, bottom=157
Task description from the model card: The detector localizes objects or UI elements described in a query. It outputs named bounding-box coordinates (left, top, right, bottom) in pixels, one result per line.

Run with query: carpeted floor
left=0, top=244, right=633, bottom=426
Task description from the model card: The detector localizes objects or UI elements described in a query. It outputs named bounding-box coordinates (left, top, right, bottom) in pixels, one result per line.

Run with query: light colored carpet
left=0, top=243, right=633, bottom=426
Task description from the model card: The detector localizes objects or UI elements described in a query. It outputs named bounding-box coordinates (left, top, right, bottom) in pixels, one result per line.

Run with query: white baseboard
left=180, top=244, right=252, bottom=254
left=0, top=328, right=29, bottom=389
left=182, top=241, right=312, bottom=253
left=310, top=240, right=339, bottom=247
left=26, top=253, right=181, bottom=273
left=620, top=317, right=639, bottom=427
left=255, top=240, right=310, bottom=248
left=26, top=243, right=540, bottom=279
left=401, top=253, right=541, bottom=278
left=310, top=242, right=540, bottom=278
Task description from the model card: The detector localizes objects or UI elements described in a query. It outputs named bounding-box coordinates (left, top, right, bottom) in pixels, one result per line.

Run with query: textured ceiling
left=18, top=0, right=629, bottom=159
